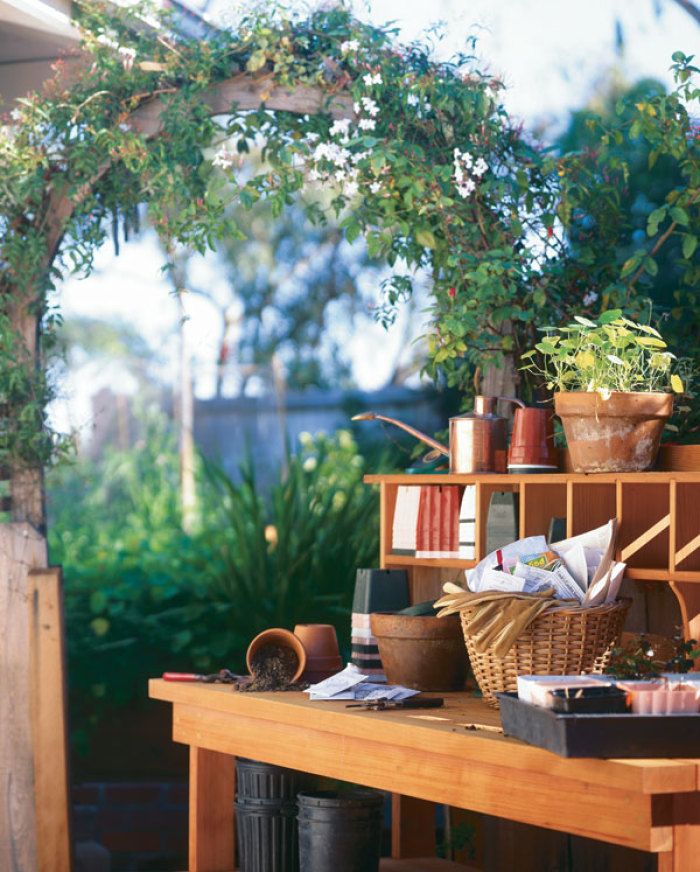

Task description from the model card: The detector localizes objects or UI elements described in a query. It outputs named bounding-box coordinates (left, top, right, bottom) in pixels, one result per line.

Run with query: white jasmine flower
left=423, top=101, right=432, bottom=112
left=406, top=93, right=420, bottom=107
left=583, top=291, right=599, bottom=306
left=306, top=132, right=320, bottom=144
left=345, top=180, right=360, bottom=197
left=361, top=97, right=379, bottom=117
left=353, top=101, right=361, bottom=114
left=335, top=169, right=346, bottom=182
left=118, top=122, right=131, bottom=132
left=370, top=181, right=382, bottom=193
left=456, top=178, right=476, bottom=198
left=330, top=118, right=352, bottom=139
left=363, top=72, right=382, bottom=87
left=351, top=149, right=370, bottom=164
left=340, top=39, right=359, bottom=53
left=358, top=118, right=376, bottom=131
left=473, top=157, right=488, bottom=177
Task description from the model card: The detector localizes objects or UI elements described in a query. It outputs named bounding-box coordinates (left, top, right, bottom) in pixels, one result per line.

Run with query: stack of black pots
left=236, top=760, right=384, bottom=872
left=236, top=759, right=300, bottom=872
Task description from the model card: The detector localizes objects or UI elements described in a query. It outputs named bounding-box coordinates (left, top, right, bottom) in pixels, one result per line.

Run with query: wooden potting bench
left=149, top=680, right=700, bottom=871
left=151, top=449, right=700, bottom=870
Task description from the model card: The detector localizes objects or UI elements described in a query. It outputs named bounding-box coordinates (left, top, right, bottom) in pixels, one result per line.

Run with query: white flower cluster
left=352, top=96, right=379, bottom=132
left=406, top=92, right=432, bottom=114
left=212, top=144, right=238, bottom=169
left=453, top=148, right=488, bottom=198
left=363, top=72, right=382, bottom=87
left=340, top=39, right=359, bottom=54
left=582, top=291, right=599, bottom=306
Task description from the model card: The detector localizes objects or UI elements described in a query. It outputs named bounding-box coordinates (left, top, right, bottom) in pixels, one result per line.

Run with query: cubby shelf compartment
left=365, top=462, right=700, bottom=645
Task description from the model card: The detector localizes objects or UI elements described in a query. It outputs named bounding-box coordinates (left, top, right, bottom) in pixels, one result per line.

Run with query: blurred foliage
left=47, top=416, right=383, bottom=760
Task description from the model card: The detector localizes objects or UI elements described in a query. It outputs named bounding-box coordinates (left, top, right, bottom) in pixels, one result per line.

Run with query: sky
left=53, top=0, right=698, bottom=438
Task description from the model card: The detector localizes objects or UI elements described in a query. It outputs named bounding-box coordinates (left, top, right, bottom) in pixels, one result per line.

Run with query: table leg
left=656, top=793, right=700, bottom=872
left=189, top=746, right=235, bottom=872
left=391, top=794, right=436, bottom=859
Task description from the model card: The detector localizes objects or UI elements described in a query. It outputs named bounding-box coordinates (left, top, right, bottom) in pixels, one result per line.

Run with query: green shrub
left=48, top=419, right=381, bottom=761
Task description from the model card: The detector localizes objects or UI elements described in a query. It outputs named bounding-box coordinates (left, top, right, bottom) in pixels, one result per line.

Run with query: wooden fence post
left=29, top=567, right=72, bottom=872
left=0, top=523, right=47, bottom=871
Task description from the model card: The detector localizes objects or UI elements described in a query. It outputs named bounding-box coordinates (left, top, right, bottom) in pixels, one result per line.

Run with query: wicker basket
left=460, top=598, right=630, bottom=707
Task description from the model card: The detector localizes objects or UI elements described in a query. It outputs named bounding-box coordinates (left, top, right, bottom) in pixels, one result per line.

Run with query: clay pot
left=246, top=628, right=307, bottom=684
left=555, top=391, right=673, bottom=473
left=507, top=406, right=558, bottom=472
left=370, top=612, right=468, bottom=692
left=294, top=624, right=342, bottom=682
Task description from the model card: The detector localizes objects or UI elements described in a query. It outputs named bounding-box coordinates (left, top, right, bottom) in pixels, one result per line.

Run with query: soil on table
left=245, top=643, right=300, bottom=691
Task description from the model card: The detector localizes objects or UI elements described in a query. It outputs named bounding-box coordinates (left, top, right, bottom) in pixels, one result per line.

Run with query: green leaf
left=90, top=617, right=110, bottom=637
left=573, top=315, right=596, bottom=328
left=682, top=234, right=698, bottom=259
left=670, top=206, right=690, bottom=226
left=598, top=309, right=623, bottom=324
left=415, top=229, right=437, bottom=249
left=247, top=50, right=267, bottom=72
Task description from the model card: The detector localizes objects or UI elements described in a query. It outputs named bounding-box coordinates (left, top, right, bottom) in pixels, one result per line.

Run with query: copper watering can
left=352, top=395, right=507, bottom=474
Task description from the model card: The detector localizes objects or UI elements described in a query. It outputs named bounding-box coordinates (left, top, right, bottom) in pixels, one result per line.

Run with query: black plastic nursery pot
left=297, top=789, right=383, bottom=872
left=236, top=759, right=310, bottom=872
left=237, top=798, right=299, bottom=872
left=236, top=758, right=303, bottom=801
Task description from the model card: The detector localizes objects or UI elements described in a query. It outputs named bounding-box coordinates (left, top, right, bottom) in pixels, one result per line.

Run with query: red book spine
left=416, top=486, right=430, bottom=554
left=430, top=487, right=441, bottom=555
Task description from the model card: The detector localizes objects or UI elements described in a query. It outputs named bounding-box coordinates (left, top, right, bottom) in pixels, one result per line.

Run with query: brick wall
left=73, top=781, right=188, bottom=871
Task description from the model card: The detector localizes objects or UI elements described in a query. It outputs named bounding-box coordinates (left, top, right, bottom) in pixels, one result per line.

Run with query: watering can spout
left=351, top=412, right=449, bottom=456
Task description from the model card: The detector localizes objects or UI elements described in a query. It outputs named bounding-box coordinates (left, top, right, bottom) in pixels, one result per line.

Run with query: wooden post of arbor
left=0, top=289, right=71, bottom=869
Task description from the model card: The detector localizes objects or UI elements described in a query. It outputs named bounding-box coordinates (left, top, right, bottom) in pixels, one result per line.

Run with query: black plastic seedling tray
left=498, top=693, right=700, bottom=758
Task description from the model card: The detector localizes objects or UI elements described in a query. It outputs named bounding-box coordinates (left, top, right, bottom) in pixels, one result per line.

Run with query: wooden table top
left=149, top=680, right=700, bottom=796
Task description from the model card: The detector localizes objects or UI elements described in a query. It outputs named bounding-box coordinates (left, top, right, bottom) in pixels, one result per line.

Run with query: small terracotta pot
left=246, top=628, right=307, bottom=684
left=370, top=612, right=468, bottom=691
left=554, top=391, right=673, bottom=473
left=294, top=624, right=342, bottom=682
left=508, top=406, right=558, bottom=471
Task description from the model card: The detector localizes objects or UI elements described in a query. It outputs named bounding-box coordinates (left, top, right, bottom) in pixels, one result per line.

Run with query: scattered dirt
left=244, top=643, right=300, bottom=692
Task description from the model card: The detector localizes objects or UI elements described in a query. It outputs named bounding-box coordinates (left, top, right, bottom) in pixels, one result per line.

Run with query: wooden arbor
left=0, top=73, right=352, bottom=872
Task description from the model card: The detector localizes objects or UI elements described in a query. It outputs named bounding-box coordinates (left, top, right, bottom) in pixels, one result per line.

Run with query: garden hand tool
left=162, top=669, right=240, bottom=683
left=346, top=697, right=445, bottom=711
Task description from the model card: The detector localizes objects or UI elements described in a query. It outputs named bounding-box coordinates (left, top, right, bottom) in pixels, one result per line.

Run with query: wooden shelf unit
left=364, top=469, right=700, bottom=644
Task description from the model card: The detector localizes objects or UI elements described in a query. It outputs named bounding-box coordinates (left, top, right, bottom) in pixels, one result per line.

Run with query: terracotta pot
left=246, top=628, right=307, bottom=684
left=294, top=624, right=342, bottom=682
left=507, top=405, right=558, bottom=472
left=554, top=391, right=673, bottom=473
left=370, top=612, right=469, bottom=691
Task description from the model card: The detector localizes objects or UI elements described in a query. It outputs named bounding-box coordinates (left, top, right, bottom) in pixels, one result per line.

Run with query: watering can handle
left=499, top=397, right=526, bottom=409
left=351, top=412, right=449, bottom=456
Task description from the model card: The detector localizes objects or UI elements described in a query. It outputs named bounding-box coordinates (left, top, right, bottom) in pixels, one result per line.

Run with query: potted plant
left=522, top=311, right=684, bottom=472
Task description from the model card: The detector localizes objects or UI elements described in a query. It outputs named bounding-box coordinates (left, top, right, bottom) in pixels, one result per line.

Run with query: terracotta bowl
left=246, top=628, right=307, bottom=684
